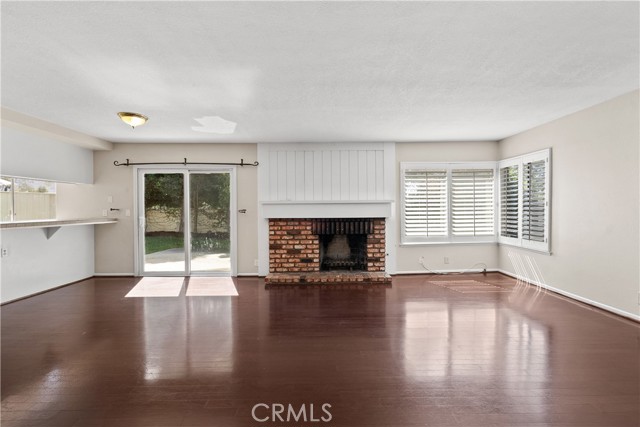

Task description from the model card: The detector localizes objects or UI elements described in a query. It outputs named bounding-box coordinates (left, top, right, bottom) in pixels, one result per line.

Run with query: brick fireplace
left=265, top=218, right=390, bottom=284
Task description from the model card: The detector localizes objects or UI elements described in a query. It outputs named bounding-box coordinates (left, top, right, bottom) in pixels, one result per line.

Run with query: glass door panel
left=189, top=173, right=231, bottom=273
left=143, top=173, right=186, bottom=273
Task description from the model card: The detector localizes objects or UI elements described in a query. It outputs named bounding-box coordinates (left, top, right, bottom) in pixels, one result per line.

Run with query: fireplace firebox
left=316, top=219, right=371, bottom=271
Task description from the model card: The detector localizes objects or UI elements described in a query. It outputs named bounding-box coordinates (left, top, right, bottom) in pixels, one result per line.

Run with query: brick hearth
left=265, top=218, right=390, bottom=285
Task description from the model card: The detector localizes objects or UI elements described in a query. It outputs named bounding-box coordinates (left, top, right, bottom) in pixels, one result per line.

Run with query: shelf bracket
left=44, top=227, right=61, bottom=239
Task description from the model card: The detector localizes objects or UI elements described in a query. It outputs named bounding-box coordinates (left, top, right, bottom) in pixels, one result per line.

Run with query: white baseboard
left=94, top=273, right=135, bottom=277
left=237, top=273, right=259, bottom=277
left=395, top=268, right=499, bottom=275
left=497, top=269, right=640, bottom=323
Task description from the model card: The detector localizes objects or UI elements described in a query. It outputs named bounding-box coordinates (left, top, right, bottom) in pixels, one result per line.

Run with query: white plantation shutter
left=500, top=165, right=519, bottom=238
left=522, top=159, right=546, bottom=243
left=401, top=162, right=496, bottom=243
left=451, top=169, right=494, bottom=236
left=403, top=169, right=447, bottom=238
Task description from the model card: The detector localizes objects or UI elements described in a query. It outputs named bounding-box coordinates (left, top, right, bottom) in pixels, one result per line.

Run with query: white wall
left=1, top=226, right=94, bottom=303
left=0, top=123, right=96, bottom=303
left=395, top=141, right=499, bottom=273
left=1, top=126, right=93, bottom=184
left=497, top=90, right=640, bottom=319
left=92, top=143, right=258, bottom=275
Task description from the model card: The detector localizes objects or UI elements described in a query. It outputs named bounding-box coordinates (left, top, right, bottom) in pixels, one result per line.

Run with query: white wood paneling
left=305, top=151, right=314, bottom=200
left=295, top=151, right=305, bottom=200
left=276, top=151, right=286, bottom=199
left=329, top=151, right=339, bottom=200
left=322, top=150, right=332, bottom=200
left=259, top=143, right=392, bottom=202
left=313, top=151, right=323, bottom=200
left=261, top=201, right=393, bottom=219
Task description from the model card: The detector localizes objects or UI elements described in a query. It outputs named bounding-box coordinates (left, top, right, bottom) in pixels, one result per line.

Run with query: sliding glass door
left=142, top=172, right=186, bottom=273
left=189, top=173, right=231, bottom=273
left=138, top=169, right=234, bottom=276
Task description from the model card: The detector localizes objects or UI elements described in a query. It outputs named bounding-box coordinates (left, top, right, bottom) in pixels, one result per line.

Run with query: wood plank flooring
left=1, top=273, right=638, bottom=426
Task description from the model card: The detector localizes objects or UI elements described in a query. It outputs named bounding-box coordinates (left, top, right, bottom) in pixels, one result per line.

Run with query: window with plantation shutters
left=401, top=153, right=549, bottom=249
left=451, top=169, right=494, bottom=236
left=401, top=162, right=496, bottom=244
left=500, top=165, right=519, bottom=238
left=403, top=169, right=447, bottom=239
left=498, top=148, right=551, bottom=253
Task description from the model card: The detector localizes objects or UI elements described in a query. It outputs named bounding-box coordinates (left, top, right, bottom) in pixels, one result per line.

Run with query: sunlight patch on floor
left=125, top=277, right=185, bottom=297
left=185, top=277, right=238, bottom=296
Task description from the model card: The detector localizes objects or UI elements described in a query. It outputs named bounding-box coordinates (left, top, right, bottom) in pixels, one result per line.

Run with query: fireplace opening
left=319, top=234, right=367, bottom=271
left=313, top=218, right=373, bottom=272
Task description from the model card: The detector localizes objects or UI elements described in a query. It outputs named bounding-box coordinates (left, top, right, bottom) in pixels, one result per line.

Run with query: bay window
left=401, top=148, right=551, bottom=253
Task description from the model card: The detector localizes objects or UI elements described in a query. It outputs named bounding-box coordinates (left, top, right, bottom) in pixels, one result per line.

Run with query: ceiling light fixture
left=117, top=112, right=148, bottom=129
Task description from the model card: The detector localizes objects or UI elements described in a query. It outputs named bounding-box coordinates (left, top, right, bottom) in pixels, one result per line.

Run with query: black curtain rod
left=113, top=158, right=259, bottom=167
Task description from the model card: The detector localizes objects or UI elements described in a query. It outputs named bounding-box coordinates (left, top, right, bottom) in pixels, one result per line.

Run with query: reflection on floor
left=1, top=273, right=639, bottom=427
left=429, top=279, right=512, bottom=293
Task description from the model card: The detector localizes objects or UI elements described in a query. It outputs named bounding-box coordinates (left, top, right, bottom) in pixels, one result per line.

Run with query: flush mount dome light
left=117, top=112, right=148, bottom=129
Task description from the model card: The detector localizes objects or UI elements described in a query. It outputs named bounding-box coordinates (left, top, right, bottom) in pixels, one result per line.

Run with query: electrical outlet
left=102, top=209, right=108, bottom=217
left=1, top=248, right=8, bottom=257
left=254, top=259, right=259, bottom=267
left=107, top=195, right=113, bottom=203
left=444, top=257, right=449, bottom=264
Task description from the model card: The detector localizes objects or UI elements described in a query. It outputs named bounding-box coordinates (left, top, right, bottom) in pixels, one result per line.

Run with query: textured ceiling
left=1, top=1, right=638, bottom=144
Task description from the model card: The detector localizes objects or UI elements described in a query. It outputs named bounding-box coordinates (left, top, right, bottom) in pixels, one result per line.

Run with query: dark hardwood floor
left=1, top=273, right=638, bottom=426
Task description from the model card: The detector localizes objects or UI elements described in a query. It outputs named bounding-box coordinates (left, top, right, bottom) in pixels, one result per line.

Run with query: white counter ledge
left=0, top=218, right=117, bottom=238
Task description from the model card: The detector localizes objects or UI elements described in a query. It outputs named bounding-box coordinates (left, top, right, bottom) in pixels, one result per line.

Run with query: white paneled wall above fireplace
left=258, top=142, right=395, bottom=202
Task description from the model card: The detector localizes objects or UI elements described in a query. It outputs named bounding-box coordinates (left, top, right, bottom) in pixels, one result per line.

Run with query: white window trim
left=400, top=161, right=497, bottom=245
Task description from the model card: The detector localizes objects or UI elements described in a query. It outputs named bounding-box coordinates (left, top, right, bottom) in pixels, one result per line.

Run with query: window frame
left=498, top=148, right=551, bottom=253
left=400, top=161, right=498, bottom=245
left=401, top=165, right=449, bottom=244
